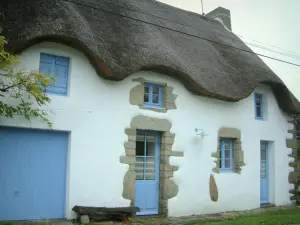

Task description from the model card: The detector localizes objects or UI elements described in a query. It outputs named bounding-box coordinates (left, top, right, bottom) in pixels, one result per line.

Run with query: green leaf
left=0, top=26, right=52, bottom=127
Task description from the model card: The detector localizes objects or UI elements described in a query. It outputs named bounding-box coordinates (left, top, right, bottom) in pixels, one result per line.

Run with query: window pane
left=261, top=161, right=266, bottom=170
left=261, top=142, right=267, bottom=160
left=261, top=142, right=267, bottom=151
left=152, top=94, right=159, bottom=104
left=256, top=95, right=261, bottom=104
left=136, top=134, right=145, bottom=156
left=261, top=161, right=266, bottom=178
left=136, top=134, right=144, bottom=142
left=144, top=85, right=149, bottom=94
left=225, top=149, right=230, bottom=158
left=256, top=106, right=261, bottom=117
left=225, top=159, right=231, bottom=168
left=219, top=149, right=223, bottom=168
left=261, top=149, right=266, bottom=160
left=135, top=157, right=144, bottom=180
left=224, top=141, right=230, bottom=150
left=153, top=86, right=159, bottom=95
left=146, top=135, right=156, bottom=156
left=255, top=94, right=263, bottom=118
left=145, top=157, right=155, bottom=180
left=144, top=93, right=149, bottom=103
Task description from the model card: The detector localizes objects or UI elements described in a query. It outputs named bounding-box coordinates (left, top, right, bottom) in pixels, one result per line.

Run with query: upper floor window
left=220, top=138, right=233, bottom=172
left=39, top=53, right=70, bottom=96
left=254, top=93, right=263, bottom=120
left=144, top=83, right=163, bottom=108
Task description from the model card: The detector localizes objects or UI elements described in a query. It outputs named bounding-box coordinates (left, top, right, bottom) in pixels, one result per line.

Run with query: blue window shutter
left=39, top=54, right=54, bottom=92
left=40, top=53, right=55, bottom=64
left=39, top=61, right=53, bottom=77
left=39, top=53, right=69, bottom=96
left=55, top=56, right=69, bottom=66
left=39, top=54, right=54, bottom=76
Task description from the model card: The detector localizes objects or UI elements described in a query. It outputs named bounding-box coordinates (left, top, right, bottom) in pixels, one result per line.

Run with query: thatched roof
left=1, top=0, right=299, bottom=113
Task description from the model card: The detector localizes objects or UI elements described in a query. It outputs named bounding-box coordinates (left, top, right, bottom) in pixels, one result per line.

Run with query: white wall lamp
left=195, top=128, right=208, bottom=140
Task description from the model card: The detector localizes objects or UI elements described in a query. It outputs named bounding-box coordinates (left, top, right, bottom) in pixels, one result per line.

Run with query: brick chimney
left=206, top=7, right=232, bottom=31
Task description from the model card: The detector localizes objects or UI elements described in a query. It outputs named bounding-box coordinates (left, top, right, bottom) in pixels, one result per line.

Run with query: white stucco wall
left=0, top=42, right=294, bottom=218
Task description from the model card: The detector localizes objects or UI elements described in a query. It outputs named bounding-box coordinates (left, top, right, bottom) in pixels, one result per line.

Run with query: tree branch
left=0, top=84, right=14, bottom=92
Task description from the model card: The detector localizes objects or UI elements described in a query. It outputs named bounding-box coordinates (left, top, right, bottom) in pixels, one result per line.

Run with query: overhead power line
left=242, top=41, right=300, bottom=61
left=239, top=35, right=299, bottom=56
left=61, top=0, right=300, bottom=67
left=86, top=0, right=300, bottom=60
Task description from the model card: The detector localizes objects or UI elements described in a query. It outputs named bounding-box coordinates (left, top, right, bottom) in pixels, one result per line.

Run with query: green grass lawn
left=1, top=207, right=300, bottom=225
left=185, top=207, right=300, bottom=225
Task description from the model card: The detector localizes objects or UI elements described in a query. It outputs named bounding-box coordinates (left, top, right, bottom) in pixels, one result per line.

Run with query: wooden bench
left=72, top=205, right=140, bottom=223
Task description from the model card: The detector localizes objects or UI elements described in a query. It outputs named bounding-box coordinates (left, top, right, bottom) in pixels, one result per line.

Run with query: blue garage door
left=0, top=127, right=68, bottom=221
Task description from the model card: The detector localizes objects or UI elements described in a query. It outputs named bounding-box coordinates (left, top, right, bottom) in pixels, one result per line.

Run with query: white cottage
left=0, top=0, right=299, bottom=221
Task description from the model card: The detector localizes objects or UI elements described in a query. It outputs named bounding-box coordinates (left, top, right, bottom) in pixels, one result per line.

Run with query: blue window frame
left=260, top=141, right=268, bottom=179
left=135, top=131, right=160, bottom=181
left=254, top=93, right=263, bottom=120
left=39, top=53, right=70, bottom=96
left=144, top=83, right=163, bottom=108
left=220, top=138, right=233, bottom=172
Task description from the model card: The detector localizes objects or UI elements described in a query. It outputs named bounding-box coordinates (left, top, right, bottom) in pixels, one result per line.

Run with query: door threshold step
left=260, top=203, right=276, bottom=208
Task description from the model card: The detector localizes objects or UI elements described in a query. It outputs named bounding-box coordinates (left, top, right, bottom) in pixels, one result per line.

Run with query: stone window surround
left=212, top=127, right=245, bottom=174
left=120, top=115, right=184, bottom=216
left=129, top=77, right=177, bottom=113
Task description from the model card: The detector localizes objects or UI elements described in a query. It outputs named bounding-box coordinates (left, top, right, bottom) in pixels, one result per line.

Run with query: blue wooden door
left=135, top=132, right=160, bottom=215
left=0, top=127, right=68, bottom=221
left=260, top=141, right=269, bottom=204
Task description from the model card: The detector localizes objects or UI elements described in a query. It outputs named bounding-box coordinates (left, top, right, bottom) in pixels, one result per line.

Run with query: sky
left=158, top=0, right=300, bottom=100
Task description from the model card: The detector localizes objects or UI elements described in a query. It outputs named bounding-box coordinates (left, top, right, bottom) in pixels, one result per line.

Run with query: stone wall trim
left=212, top=127, right=245, bottom=174
left=121, top=115, right=183, bottom=216
left=129, top=77, right=177, bottom=113
left=209, top=174, right=218, bottom=202
left=286, top=139, right=300, bottom=149
left=286, top=120, right=300, bottom=203
left=218, top=127, right=241, bottom=139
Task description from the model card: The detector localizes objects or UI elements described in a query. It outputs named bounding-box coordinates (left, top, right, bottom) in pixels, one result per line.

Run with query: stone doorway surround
left=120, top=115, right=184, bottom=216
